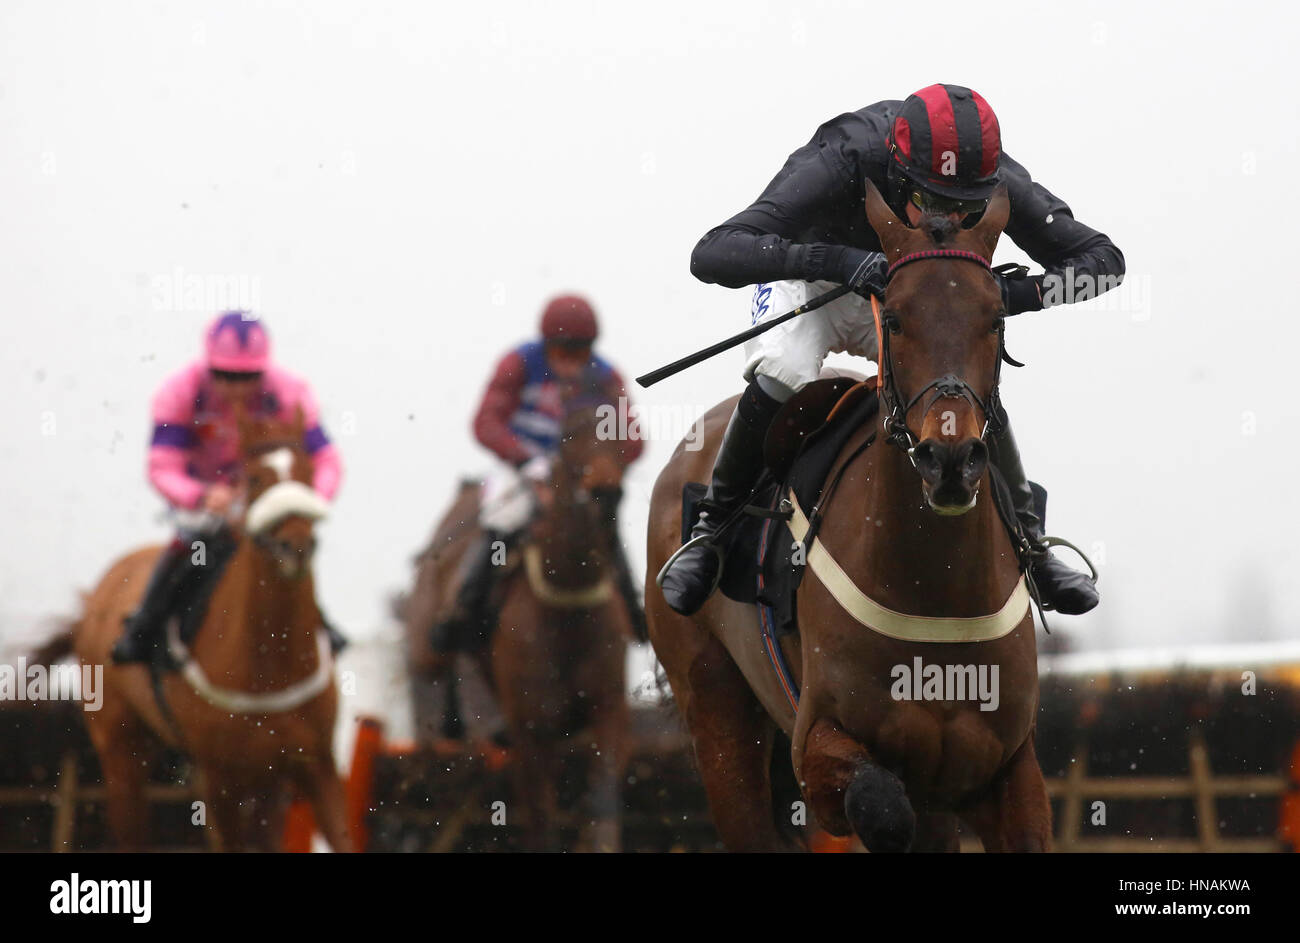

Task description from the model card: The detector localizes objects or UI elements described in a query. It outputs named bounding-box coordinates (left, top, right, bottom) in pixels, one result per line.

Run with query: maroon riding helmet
left=540, top=294, right=599, bottom=345
left=885, top=84, right=1002, bottom=218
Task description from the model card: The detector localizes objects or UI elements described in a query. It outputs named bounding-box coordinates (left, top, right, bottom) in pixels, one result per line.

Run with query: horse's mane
left=919, top=213, right=959, bottom=245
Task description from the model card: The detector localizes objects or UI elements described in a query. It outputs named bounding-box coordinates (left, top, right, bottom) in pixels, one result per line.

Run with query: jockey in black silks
left=660, top=83, right=1125, bottom=618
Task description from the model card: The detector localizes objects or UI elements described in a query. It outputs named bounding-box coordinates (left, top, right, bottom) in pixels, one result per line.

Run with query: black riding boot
left=430, top=529, right=507, bottom=655
left=111, top=539, right=197, bottom=664
left=987, top=418, right=1099, bottom=615
left=318, top=608, right=349, bottom=655
left=660, top=381, right=783, bottom=616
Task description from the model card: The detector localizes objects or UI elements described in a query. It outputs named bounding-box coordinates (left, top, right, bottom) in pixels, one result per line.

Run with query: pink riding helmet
left=205, top=310, right=271, bottom=372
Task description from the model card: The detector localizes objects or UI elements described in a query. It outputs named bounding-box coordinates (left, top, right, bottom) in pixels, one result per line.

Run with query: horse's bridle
left=871, top=249, right=1025, bottom=462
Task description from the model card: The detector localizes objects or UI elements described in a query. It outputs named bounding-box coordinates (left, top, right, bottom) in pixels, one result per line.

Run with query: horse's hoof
left=844, top=764, right=916, bottom=853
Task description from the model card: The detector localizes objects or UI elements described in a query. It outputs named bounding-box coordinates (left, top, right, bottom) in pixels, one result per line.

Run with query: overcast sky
left=2, top=0, right=1296, bottom=655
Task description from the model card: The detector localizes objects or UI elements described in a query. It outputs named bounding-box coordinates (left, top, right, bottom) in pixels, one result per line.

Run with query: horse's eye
left=884, top=316, right=902, bottom=335
left=990, top=317, right=1005, bottom=334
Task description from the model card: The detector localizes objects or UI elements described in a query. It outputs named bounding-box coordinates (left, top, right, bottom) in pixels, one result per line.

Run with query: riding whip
left=635, top=284, right=852, bottom=388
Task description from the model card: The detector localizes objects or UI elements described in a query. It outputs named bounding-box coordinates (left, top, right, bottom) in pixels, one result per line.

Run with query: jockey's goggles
left=909, top=189, right=988, bottom=219
left=210, top=368, right=264, bottom=382
left=546, top=338, right=593, bottom=357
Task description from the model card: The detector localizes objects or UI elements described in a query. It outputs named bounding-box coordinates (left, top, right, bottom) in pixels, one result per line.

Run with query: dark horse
left=645, top=182, right=1051, bottom=852
left=405, top=405, right=635, bottom=851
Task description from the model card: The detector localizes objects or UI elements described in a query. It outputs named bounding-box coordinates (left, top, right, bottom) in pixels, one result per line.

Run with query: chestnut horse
left=74, top=408, right=350, bottom=852
left=410, top=406, right=634, bottom=851
left=646, top=183, right=1051, bottom=852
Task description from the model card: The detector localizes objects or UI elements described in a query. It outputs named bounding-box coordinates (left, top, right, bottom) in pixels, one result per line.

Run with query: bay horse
left=410, top=405, right=635, bottom=851
left=74, top=407, right=350, bottom=852
left=645, top=182, right=1051, bottom=852
left=402, top=479, right=484, bottom=743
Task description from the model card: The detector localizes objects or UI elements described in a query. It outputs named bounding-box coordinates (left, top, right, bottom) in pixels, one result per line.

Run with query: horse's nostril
left=958, top=439, right=989, bottom=486
left=912, top=442, right=946, bottom=484
left=916, top=438, right=988, bottom=493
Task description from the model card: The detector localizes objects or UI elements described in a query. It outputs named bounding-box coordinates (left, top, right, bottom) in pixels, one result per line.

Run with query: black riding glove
left=997, top=269, right=1046, bottom=316
left=831, top=247, right=888, bottom=300
left=789, top=244, right=887, bottom=300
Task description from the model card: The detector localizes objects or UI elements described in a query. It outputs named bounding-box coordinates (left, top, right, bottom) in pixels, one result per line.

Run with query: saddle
left=679, top=376, right=882, bottom=638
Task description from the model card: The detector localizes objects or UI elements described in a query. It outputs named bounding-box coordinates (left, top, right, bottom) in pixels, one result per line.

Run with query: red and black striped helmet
left=887, top=84, right=1001, bottom=202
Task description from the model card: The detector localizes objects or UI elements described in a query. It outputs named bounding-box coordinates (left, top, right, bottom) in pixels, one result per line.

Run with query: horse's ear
left=864, top=180, right=906, bottom=259
left=969, top=183, right=1011, bottom=258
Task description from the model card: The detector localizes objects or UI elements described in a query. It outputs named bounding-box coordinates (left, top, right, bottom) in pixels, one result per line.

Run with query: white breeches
left=478, top=460, right=537, bottom=534
left=171, top=508, right=227, bottom=537
left=742, top=279, right=880, bottom=395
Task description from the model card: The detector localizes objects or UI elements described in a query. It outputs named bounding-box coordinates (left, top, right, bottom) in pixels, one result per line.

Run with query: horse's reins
left=871, top=250, right=1026, bottom=461
left=661, top=252, right=1027, bottom=587
left=865, top=250, right=1059, bottom=631
left=870, top=252, right=1106, bottom=631
left=152, top=471, right=334, bottom=726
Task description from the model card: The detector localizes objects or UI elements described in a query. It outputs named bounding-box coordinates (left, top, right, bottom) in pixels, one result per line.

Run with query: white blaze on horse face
left=262, top=447, right=295, bottom=483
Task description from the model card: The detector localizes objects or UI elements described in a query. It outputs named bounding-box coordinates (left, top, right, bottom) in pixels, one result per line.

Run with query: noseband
left=871, top=250, right=1024, bottom=460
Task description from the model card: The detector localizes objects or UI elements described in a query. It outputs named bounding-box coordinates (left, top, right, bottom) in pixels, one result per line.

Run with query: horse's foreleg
left=247, top=779, right=292, bottom=853
left=296, top=756, right=353, bottom=852
left=666, top=631, right=797, bottom=852
left=408, top=668, right=446, bottom=746
left=960, top=734, right=1051, bottom=853
left=912, top=811, right=961, bottom=852
left=508, top=733, right=560, bottom=852
left=801, top=717, right=915, bottom=853
left=202, top=768, right=249, bottom=852
left=86, top=712, right=154, bottom=851
left=584, top=690, right=628, bottom=853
